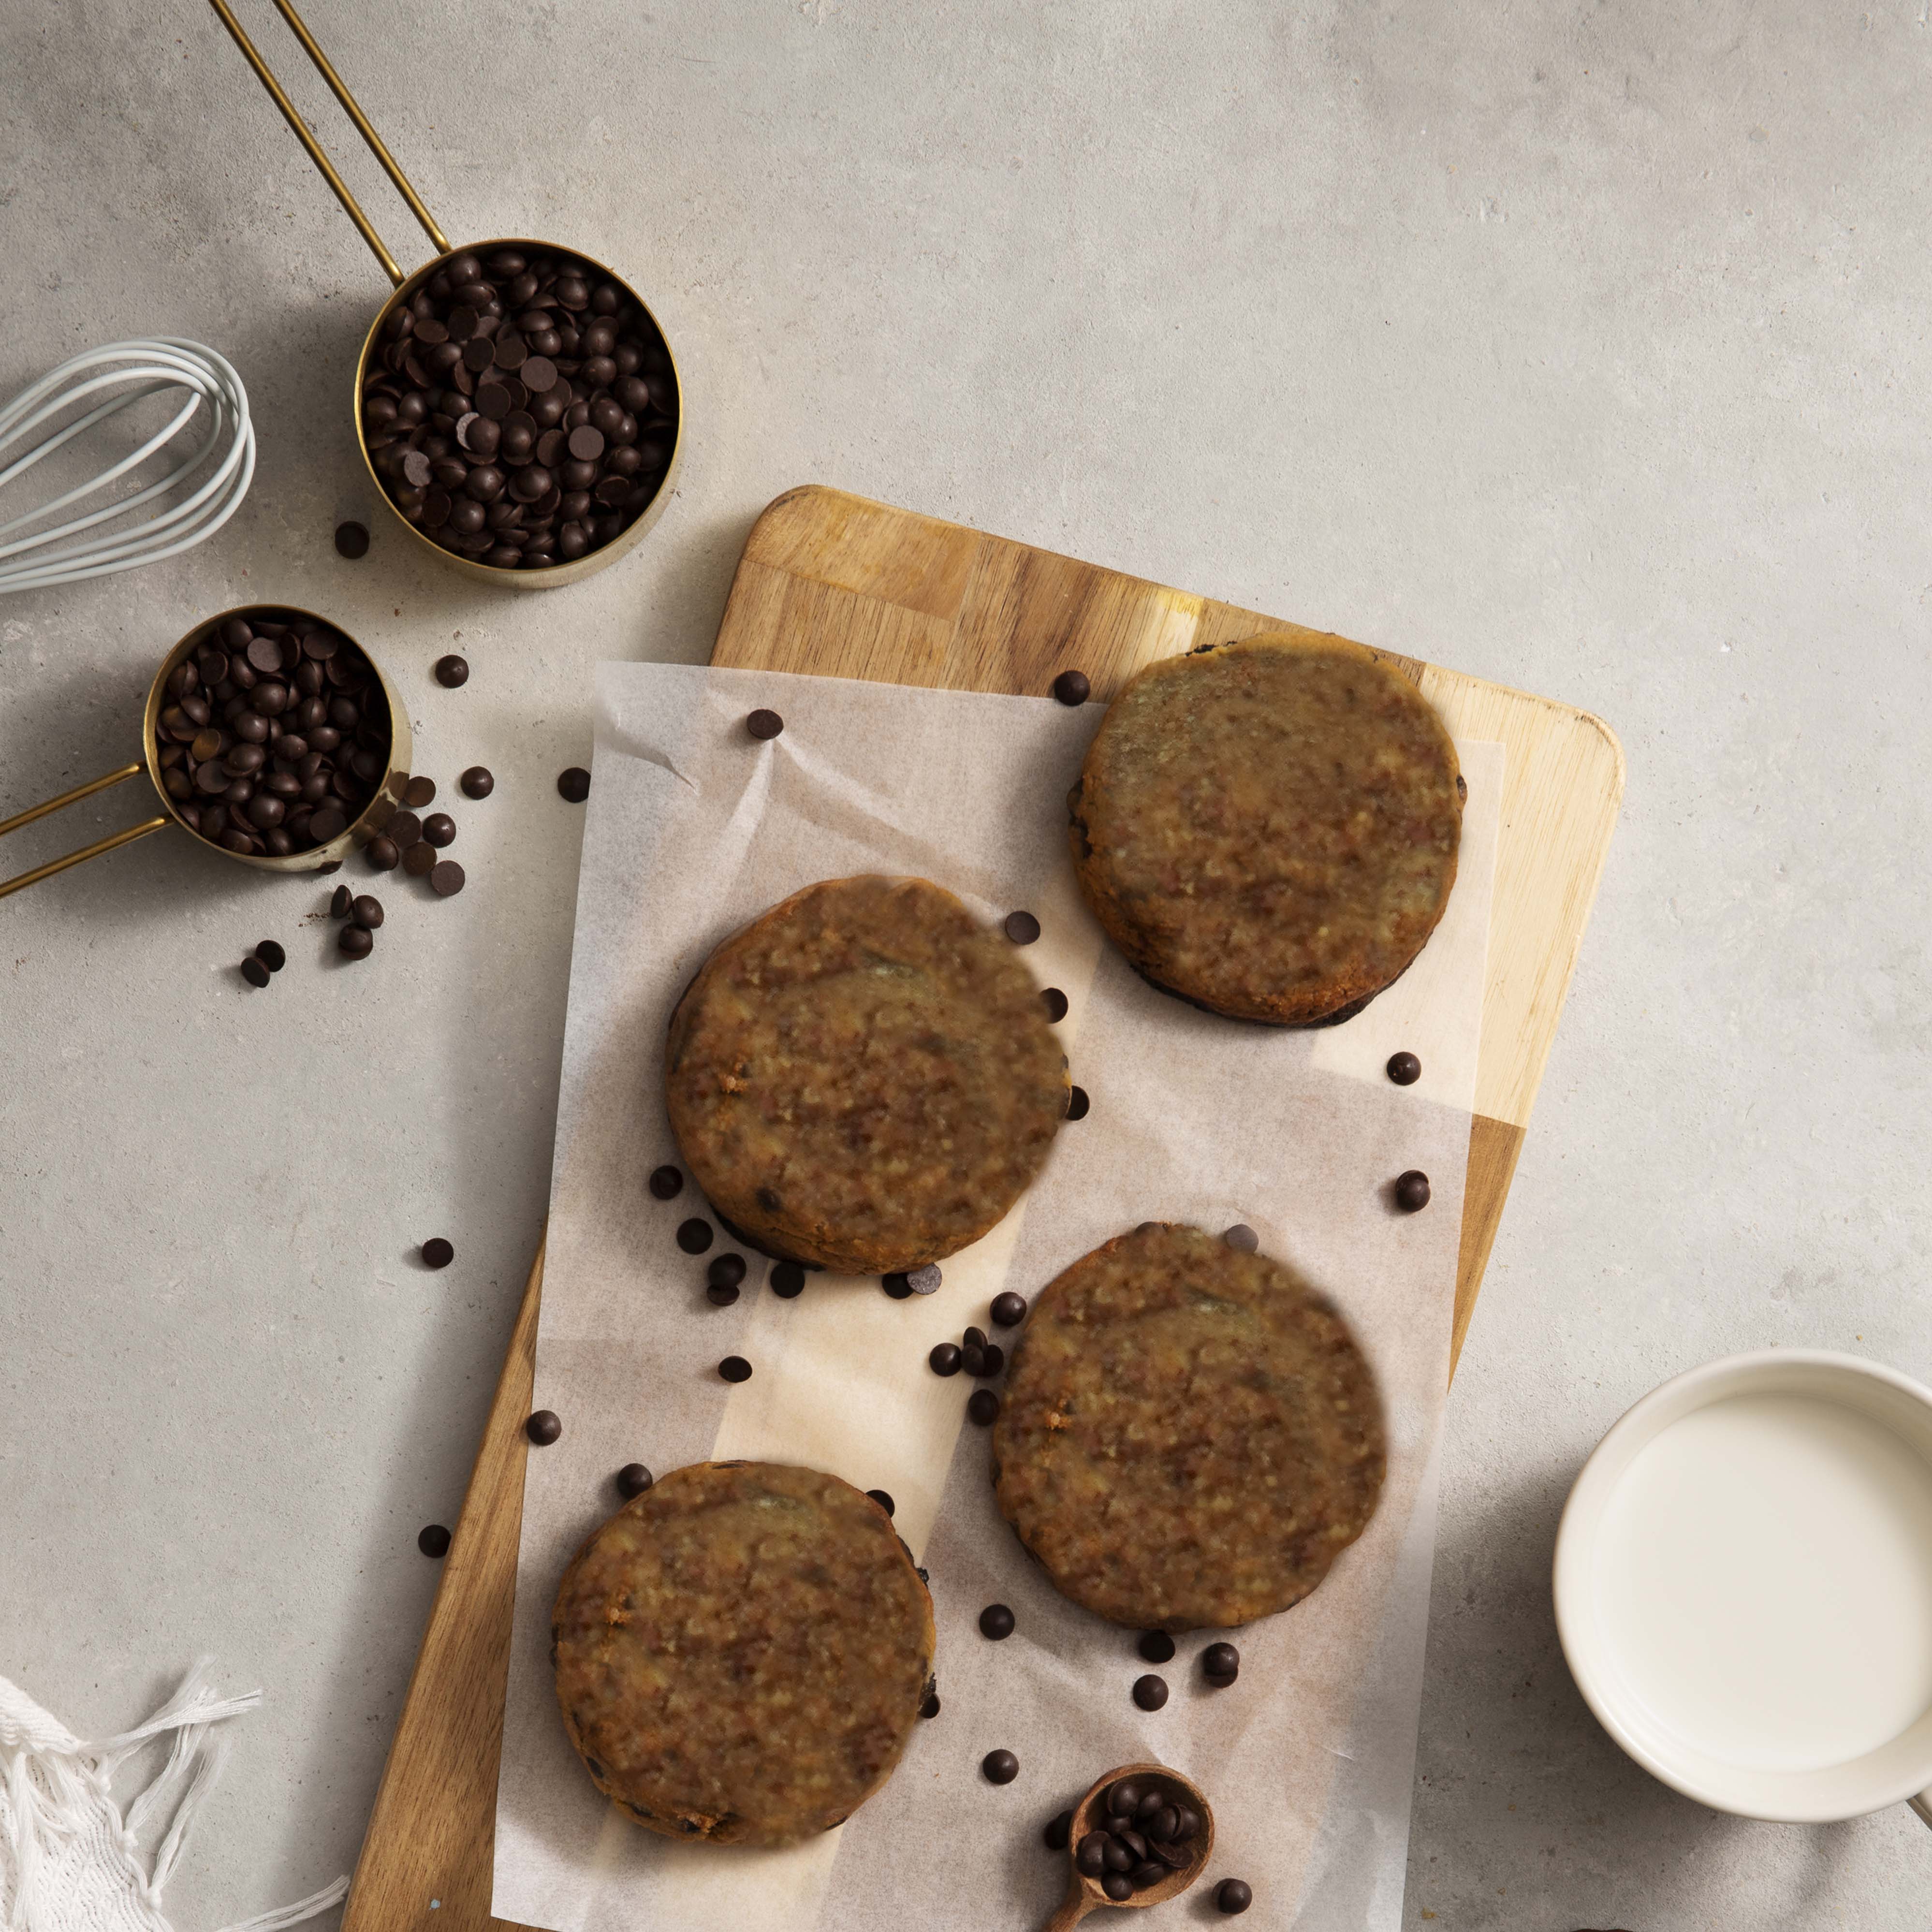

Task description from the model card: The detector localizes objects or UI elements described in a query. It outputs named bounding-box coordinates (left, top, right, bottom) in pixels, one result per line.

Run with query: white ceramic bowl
left=1554, top=1348, right=1932, bottom=1823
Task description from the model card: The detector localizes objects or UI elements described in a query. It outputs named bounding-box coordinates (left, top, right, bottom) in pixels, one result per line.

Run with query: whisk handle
left=0, top=764, right=170, bottom=901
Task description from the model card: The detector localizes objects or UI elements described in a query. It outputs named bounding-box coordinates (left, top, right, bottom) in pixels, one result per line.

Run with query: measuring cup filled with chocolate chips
left=0, top=604, right=410, bottom=900
left=205, top=0, right=680, bottom=588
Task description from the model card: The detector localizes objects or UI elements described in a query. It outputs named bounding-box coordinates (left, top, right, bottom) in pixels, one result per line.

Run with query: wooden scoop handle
left=1040, top=1891, right=1098, bottom=1932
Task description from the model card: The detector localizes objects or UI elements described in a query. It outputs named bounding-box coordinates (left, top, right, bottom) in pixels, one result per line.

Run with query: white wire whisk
left=0, top=338, right=255, bottom=595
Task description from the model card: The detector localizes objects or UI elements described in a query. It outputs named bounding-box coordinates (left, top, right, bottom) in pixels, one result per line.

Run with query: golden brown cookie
left=666, top=875, right=1068, bottom=1273
left=551, top=1461, right=935, bottom=1845
left=1068, top=633, right=1461, bottom=1025
left=993, top=1222, right=1385, bottom=1630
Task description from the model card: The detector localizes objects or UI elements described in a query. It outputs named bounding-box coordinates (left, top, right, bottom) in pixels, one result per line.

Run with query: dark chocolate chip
left=676, top=1218, right=714, bottom=1254
left=418, top=1523, right=451, bottom=1557
left=1117, top=1827, right=1149, bottom=1859
left=746, top=708, right=784, bottom=741
left=1041, top=986, right=1068, bottom=1022
left=335, top=521, right=370, bottom=558
left=435, top=654, right=469, bottom=688
left=422, top=812, right=456, bottom=848
left=526, top=1409, right=562, bottom=1445
left=557, top=766, right=591, bottom=802
left=1202, top=1640, right=1240, bottom=1684
left=1107, top=1781, right=1140, bottom=1817
left=1077, top=1831, right=1110, bottom=1876
left=1102, top=1873, right=1134, bottom=1903
left=771, top=1261, right=806, bottom=1298
left=1146, top=1804, right=1180, bottom=1843
left=351, top=893, right=383, bottom=928
left=1003, top=909, right=1040, bottom=944
left=707, top=1253, right=747, bottom=1291
left=961, top=1343, right=986, bottom=1376
left=966, top=1389, right=1000, bottom=1426
left=978, top=1343, right=1005, bottom=1377
left=929, top=1342, right=963, bottom=1376
left=1134, top=1790, right=1166, bottom=1823
left=422, top=1237, right=454, bottom=1269
left=1222, top=1224, right=1258, bottom=1253
left=1044, top=1810, right=1074, bottom=1852
left=1215, top=1879, right=1253, bottom=1915
left=1138, top=1630, right=1176, bottom=1664
left=979, top=1603, right=1015, bottom=1640
left=330, top=883, right=352, bottom=918
left=1052, top=669, right=1090, bottom=705
left=403, top=775, right=437, bottom=808
left=1152, top=1838, right=1190, bottom=1869
left=705, top=1278, right=740, bottom=1307
left=718, top=1355, right=753, bottom=1383
left=460, top=765, right=494, bottom=799
left=965, top=1326, right=988, bottom=1349
left=402, top=841, right=437, bottom=877
left=1386, top=1050, right=1421, bottom=1085
left=1066, top=1085, right=1090, bottom=1121
left=648, top=1164, right=683, bottom=1199
left=1130, top=1863, right=1167, bottom=1891
left=338, top=923, right=373, bottom=958
left=616, top=1463, right=654, bottom=1498
left=920, top=1692, right=940, bottom=1719
left=254, top=939, right=286, bottom=972
left=1395, top=1169, right=1431, bottom=1212
left=429, top=860, right=465, bottom=896
left=1132, top=1674, right=1169, bottom=1711
left=990, top=1291, right=1028, bottom=1327
left=882, top=1273, right=914, bottom=1299
left=240, top=956, right=270, bottom=988
left=367, top=835, right=400, bottom=871
left=981, top=1749, right=1019, bottom=1786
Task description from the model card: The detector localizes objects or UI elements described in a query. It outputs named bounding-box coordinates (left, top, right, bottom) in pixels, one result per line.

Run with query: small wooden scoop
left=1040, top=1760, right=1215, bottom=1931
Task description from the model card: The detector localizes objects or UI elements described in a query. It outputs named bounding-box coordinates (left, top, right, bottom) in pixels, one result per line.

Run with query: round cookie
left=666, top=874, right=1068, bottom=1273
left=552, top=1461, right=935, bottom=1845
left=992, top=1222, right=1385, bottom=1630
left=1068, top=632, right=1462, bottom=1025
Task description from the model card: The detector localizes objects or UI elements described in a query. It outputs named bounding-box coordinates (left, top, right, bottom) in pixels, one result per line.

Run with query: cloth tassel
left=212, top=1875, right=350, bottom=1932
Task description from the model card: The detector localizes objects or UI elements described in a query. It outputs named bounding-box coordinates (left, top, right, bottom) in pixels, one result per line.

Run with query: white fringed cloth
left=0, top=1661, right=347, bottom=1932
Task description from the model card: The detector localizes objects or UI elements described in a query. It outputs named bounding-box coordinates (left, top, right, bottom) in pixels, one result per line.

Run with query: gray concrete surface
left=2, top=1, right=1930, bottom=1925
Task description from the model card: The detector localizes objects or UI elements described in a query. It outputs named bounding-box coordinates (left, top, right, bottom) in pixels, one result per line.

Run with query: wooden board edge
left=343, top=1236, right=546, bottom=1932
left=1453, top=1116, right=1527, bottom=1377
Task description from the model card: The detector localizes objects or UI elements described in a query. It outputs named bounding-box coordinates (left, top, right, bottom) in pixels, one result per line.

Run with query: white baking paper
left=493, top=662, right=1502, bottom=1932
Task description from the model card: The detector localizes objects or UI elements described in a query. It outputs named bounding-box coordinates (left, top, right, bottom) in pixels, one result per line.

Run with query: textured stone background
left=2, top=2, right=1929, bottom=1925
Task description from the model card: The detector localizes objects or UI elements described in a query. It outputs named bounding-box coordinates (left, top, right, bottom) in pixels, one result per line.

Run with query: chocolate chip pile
left=1074, top=1775, right=1204, bottom=1901
left=362, top=247, right=676, bottom=571
left=157, top=612, right=387, bottom=856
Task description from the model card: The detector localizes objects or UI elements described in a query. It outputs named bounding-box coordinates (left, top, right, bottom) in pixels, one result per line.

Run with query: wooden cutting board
left=340, top=485, right=1624, bottom=1932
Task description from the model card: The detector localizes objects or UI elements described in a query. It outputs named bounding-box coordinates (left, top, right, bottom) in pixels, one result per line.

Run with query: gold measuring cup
left=0, top=603, right=410, bottom=900
left=205, top=0, right=683, bottom=590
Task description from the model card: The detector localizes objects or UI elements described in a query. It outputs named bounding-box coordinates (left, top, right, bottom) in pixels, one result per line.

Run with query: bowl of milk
left=1554, top=1349, right=1932, bottom=1822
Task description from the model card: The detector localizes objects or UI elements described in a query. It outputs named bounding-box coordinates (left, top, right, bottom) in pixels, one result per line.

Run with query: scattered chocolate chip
left=335, top=521, right=370, bottom=558
left=882, top=1273, right=914, bottom=1299
left=648, top=1164, right=683, bottom=1199
left=1222, top=1224, right=1258, bottom=1254
left=676, top=1218, right=714, bottom=1254
left=402, top=840, right=437, bottom=877
left=929, top=1342, right=963, bottom=1376
left=979, top=1603, right=1015, bottom=1640
left=367, top=835, right=400, bottom=870
left=770, top=1261, right=806, bottom=1298
left=240, top=956, right=270, bottom=988
left=422, top=812, right=456, bottom=847
left=863, top=1488, right=894, bottom=1517
left=429, top=860, right=465, bottom=897
left=1138, top=1631, right=1175, bottom=1664
left=1202, top=1641, right=1240, bottom=1685
left=616, top=1463, right=654, bottom=1498
left=709, top=1255, right=748, bottom=1292
left=417, top=1523, right=451, bottom=1557
left=1041, top=986, right=1068, bottom=1022
left=1044, top=1810, right=1074, bottom=1852
left=746, top=709, right=784, bottom=740
left=339, top=923, right=373, bottom=959
left=421, top=1237, right=454, bottom=1269
left=719, top=1355, right=753, bottom=1383
left=981, top=1749, right=1019, bottom=1786
left=1394, top=1170, right=1431, bottom=1211
left=1052, top=669, right=1090, bottom=706
left=1066, top=1085, right=1090, bottom=1121
left=978, top=1343, right=1005, bottom=1377
left=557, top=766, right=591, bottom=802
left=961, top=1342, right=986, bottom=1376
left=403, top=776, right=437, bottom=809
left=387, top=810, right=423, bottom=848
left=990, top=1291, right=1027, bottom=1328
left=330, top=883, right=352, bottom=918
left=255, top=940, right=286, bottom=971
left=965, top=1326, right=987, bottom=1349
left=351, top=893, right=383, bottom=929
left=1386, top=1050, right=1421, bottom=1085
left=920, top=1692, right=940, bottom=1719
left=1215, top=1878, right=1253, bottom=1915
left=966, top=1389, right=1000, bottom=1426
left=526, top=1409, right=562, bottom=1445
left=435, top=654, right=469, bottom=688
left=460, top=765, right=494, bottom=799
left=906, top=1263, right=942, bottom=1295
left=1003, top=909, right=1040, bottom=945
left=705, top=1278, right=740, bottom=1307
left=1132, top=1674, right=1169, bottom=1711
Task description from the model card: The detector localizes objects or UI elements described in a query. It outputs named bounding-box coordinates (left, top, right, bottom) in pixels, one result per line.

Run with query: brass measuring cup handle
left=0, top=764, right=170, bottom=901
left=205, top=0, right=449, bottom=286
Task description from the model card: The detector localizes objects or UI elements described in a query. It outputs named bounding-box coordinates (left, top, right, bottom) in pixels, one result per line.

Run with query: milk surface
left=1594, top=1392, right=1932, bottom=1770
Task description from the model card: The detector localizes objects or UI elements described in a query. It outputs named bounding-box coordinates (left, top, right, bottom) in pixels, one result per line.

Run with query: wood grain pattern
left=341, top=485, right=1622, bottom=1932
